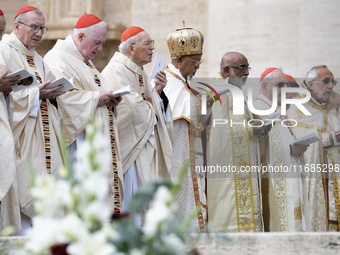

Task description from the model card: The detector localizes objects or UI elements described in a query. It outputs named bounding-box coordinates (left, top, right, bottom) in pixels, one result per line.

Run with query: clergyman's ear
left=307, top=80, right=314, bottom=91
left=223, top=66, right=230, bottom=77
left=14, top=22, right=20, bottom=31
left=78, top=32, right=85, bottom=42
left=127, top=44, right=136, bottom=55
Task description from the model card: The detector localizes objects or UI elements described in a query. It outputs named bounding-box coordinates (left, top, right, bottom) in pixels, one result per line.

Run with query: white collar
left=311, top=96, right=328, bottom=106
left=133, top=61, right=143, bottom=69
left=168, top=63, right=186, bottom=82
left=13, top=32, right=35, bottom=51
left=65, top=34, right=78, bottom=50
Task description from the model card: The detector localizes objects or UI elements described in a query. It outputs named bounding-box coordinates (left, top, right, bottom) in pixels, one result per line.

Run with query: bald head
left=220, top=52, right=250, bottom=87
left=220, top=52, right=247, bottom=68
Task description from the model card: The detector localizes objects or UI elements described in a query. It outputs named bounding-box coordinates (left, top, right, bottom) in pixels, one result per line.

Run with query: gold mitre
left=167, top=22, right=203, bottom=57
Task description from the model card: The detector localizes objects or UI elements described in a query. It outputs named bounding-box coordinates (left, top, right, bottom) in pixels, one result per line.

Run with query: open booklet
left=7, top=69, right=75, bottom=93
left=263, top=112, right=282, bottom=126
left=6, top=69, right=39, bottom=92
left=293, top=129, right=320, bottom=145
left=44, top=77, right=75, bottom=93
left=150, top=53, right=165, bottom=81
left=113, top=85, right=131, bottom=97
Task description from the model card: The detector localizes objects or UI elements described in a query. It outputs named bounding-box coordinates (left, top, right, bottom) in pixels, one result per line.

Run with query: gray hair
left=73, top=21, right=106, bottom=38
left=14, top=9, right=43, bottom=23
left=118, top=33, right=139, bottom=53
left=305, top=65, right=328, bottom=85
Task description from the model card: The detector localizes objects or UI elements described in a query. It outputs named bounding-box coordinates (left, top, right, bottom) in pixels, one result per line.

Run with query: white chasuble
left=101, top=52, right=172, bottom=193
left=0, top=33, right=63, bottom=219
left=254, top=94, right=310, bottom=232
left=44, top=37, right=123, bottom=213
left=0, top=91, right=20, bottom=231
left=208, top=75, right=263, bottom=233
left=164, top=65, right=210, bottom=233
left=288, top=87, right=340, bottom=232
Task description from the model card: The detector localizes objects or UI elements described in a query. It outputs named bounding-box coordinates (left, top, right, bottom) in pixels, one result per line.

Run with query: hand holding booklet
left=293, top=129, right=320, bottom=146
left=44, top=77, right=75, bottom=93
left=263, top=112, right=282, bottom=126
left=150, top=53, right=165, bottom=81
left=6, top=69, right=39, bottom=92
left=112, top=85, right=131, bottom=97
left=7, top=69, right=75, bottom=93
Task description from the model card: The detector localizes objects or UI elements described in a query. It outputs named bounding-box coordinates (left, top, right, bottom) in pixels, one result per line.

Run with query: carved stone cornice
left=25, top=0, right=124, bottom=40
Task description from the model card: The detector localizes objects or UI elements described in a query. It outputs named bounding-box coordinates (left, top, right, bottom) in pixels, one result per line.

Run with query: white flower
left=129, top=248, right=146, bottom=255
left=154, top=186, right=173, bottom=203
left=162, top=233, right=186, bottom=255
left=81, top=172, right=109, bottom=200
left=32, top=177, right=72, bottom=216
left=59, top=166, right=69, bottom=179
left=101, top=222, right=120, bottom=240
left=83, top=200, right=111, bottom=224
left=143, top=186, right=172, bottom=236
left=74, top=132, right=111, bottom=180
left=92, top=132, right=110, bottom=153
left=74, top=173, right=111, bottom=224
left=74, top=141, right=92, bottom=179
left=85, top=124, right=95, bottom=137
left=58, top=214, right=87, bottom=242
left=22, top=123, right=191, bottom=255
left=25, top=217, right=61, bottom=253
left=92, top=132, right=112, bottom=175
left=67, top=230, right=116, bottom=255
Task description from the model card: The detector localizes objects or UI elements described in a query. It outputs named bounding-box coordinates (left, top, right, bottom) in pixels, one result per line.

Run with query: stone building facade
left=2, top=0, right=340, bottom=78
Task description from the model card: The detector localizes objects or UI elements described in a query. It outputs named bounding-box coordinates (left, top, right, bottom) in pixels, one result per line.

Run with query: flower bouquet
left=16, top=123, right=195, bottom=255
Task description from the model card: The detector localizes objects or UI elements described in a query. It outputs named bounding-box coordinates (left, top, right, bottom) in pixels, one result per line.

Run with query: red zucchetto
left=75, top=13, right=102, bottom=28
left=0, top=9, right=3, bottom=16
left=285, top=74, right=296, bottom=83
left=260, top=67, right=279, bottom=82
left=121, top=26, right=144, bottom=43
left=15, top=6, right=39, bottom=19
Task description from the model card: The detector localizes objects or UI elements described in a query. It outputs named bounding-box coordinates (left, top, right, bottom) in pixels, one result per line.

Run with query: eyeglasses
left=321, top=77, right=337, bottom=86
left=132, top=40, right=155, bottom=47
left=18, top=22, right=48, bottom=34
left=228, top=65, right=251, bottom=72
left=187, top=58, right=202, bottom=67
left=269, top=81, right=288, bottom=88
left=276, top=82, right=288, bottom=88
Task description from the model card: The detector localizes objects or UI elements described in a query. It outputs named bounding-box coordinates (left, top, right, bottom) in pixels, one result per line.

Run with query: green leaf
left=128, top=179, right=173, bottom=214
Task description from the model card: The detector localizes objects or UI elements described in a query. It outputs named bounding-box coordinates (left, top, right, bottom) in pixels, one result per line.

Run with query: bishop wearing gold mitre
left=163, top=25, right=210, bottom=233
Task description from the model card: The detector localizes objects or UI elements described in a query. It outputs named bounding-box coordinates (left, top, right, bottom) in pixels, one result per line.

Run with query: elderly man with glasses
left=163, top=26, right=209, bottom=233
left=288, top=65, right=340, bottom=232
left=253, top=68, right=310, bottom=232
left=208, top=52, right=268, bottom=233
left=44, top=13, right=124, bottom=216
left=102, top=27, right=172, bottom=223
left=0, top=6, right=67, bottom=234
left=216, top=51, right=250, bottom=87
